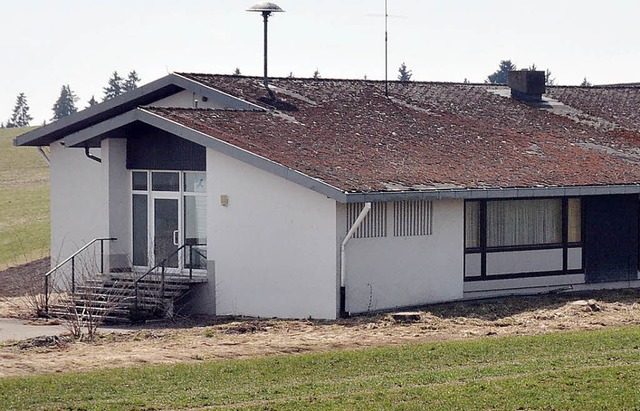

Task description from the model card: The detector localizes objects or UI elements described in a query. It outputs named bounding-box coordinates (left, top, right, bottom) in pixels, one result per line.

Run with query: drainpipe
left=340, top=202, right=372, bottom=318
left=84, top=146, right=102, bottom=163
left=37, top=147, right=50, bottom=165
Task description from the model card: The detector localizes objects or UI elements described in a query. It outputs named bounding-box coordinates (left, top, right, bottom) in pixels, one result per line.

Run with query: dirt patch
left=1, top=285, right=640, bottom=377
left=3, top=260, right=640, bottom=377
left=0, top=258, right=49, bottom=298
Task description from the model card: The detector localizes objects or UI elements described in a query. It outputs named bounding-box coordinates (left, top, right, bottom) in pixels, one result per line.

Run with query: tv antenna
left=367, top=1, right=405, bottom=97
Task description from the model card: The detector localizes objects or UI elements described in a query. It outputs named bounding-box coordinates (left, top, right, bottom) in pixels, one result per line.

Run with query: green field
left=0, top=127, right=49, bottom=270
left=2, top=327, right=640, bottom=410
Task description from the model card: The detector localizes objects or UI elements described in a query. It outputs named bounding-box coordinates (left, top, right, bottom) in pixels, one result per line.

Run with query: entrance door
left=584, top=195, right=638, bottom=283
left=153, top=197, right=180, bottom=269
left=132, top=170, right=206, bottom=273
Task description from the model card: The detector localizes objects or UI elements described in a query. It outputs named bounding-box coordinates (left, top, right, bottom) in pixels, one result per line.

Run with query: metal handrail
left=133, top=243, right=206, bottom=311
left=44, top=237, right=117, bottom=313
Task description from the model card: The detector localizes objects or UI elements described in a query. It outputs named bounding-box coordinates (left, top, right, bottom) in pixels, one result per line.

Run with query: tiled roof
left=147, top=74, right=640, bottom=193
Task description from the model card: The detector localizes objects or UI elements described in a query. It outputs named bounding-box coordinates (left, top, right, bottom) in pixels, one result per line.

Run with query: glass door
left=132, top=170, right=206, bottom=273
left=153, top=198, right=180, bottom=269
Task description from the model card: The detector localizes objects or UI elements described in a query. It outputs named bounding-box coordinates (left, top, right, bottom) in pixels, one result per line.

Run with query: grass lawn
left=2, top=326, right=640, bottom=410
left=0, top=127, right=49, bottom=270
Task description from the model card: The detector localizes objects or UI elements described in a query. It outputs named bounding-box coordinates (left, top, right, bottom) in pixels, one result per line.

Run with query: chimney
left=507, top=70, right=546, bottom=102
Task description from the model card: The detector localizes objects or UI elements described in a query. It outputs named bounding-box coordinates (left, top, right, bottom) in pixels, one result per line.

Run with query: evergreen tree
left=397, top=62, right=413, bottom=82
left=313, top=69, right=320, bottom=79
left=580, top=77, right=592, bottom=87
left=123, top=70, right=141, bottom=92
left=288, top=71, right=295, bottom=78
left=52, top=85, right=79, bottom=120
left=87, top=95, right=98, bottom=108
left=8, top=93, right=32, bottom=127
left=103, top=71, right=124, bottom=101
left=233, top=68, right=241, bottom=76
left=486, top=60, right=517, bottom=84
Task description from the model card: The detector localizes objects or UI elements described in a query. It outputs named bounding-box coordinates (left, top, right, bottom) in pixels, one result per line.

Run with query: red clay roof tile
left=147, top=74, right=640, bottom=193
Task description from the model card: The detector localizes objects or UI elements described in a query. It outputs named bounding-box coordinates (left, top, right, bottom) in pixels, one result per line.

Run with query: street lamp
left=247, top=2, right=285, bottom=96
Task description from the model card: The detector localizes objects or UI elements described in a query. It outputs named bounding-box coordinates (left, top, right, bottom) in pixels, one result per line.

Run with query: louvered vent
left=347, top=203, right=387, bottom=238
left=393, top=201, right=433, bottom=237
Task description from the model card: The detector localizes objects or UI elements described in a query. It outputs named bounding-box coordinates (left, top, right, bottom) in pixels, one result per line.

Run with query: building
left=14, top=71, right=640, bottom=319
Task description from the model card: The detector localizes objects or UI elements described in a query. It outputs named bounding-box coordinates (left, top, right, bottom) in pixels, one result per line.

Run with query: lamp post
left=247, top=2, right=285, bottom=94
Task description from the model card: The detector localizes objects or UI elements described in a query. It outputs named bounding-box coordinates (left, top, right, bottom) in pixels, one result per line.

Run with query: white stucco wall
left=101, top=138, right=130, bottom=270
left=343, top=199, right=464, bottom=314
left=207, top=150, right=338, bottom=319
left=153, top=90, right=234, bottom=110
left=50, top=142, right=104, bottom=267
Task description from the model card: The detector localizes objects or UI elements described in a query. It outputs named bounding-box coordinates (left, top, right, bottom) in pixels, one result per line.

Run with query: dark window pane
left=132, top=171, right=148, bottom=191
left=152, top=172, right=179, bottom=192
left=132, top=194, right=148, bottom=266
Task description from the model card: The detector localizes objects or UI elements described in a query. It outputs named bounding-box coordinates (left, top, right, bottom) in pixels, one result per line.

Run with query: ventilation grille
left=394, top=201, right=433, bottom=237
left=347, top=203, right=387, bottom=238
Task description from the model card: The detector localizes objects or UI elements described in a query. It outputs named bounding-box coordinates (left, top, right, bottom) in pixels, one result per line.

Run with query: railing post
left=71, top=256, right=75, bottom=294
left=161, top=263, right=165, bottom=300
left=44, top=275, right=49, bottom=314
left=100, top=239, right=104, bottom=274
left=135, top=283, right=139, bottom=312
left=189, top=245, right=193, bottom=280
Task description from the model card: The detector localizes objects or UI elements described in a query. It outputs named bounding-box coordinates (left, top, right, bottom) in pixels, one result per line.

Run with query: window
left=486, top=199, right=562, bottom=247
left=465, top=201, right=481, bottom=248
left=347, top=203, right=387, bottom=238
left=568, top=198, right=581, bottom=243
left=394, top=201, right=433, bottom=237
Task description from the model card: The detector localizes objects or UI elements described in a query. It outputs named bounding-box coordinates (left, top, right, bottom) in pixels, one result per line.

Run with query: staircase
left=47, top=272, right=207, bottom=323
left=44, top=238, right=208, bottom=324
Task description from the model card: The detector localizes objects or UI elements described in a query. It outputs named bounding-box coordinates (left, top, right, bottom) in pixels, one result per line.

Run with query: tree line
left=1, top=71, right=141, bottom=128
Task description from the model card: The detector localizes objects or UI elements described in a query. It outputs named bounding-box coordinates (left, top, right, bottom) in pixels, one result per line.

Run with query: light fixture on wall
left=247, top=2, right=285, bottom=98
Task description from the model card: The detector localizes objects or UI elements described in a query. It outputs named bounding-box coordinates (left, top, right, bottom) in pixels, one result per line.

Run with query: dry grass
left=0, top=127, right=50, bottom=271
left=2, top=287, right=640, bottom=377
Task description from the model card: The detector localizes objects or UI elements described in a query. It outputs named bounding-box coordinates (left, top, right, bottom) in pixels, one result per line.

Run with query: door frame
left=131, top=170, right=206, bottom=274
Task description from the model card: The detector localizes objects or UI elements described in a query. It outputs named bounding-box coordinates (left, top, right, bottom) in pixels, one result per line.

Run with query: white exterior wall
left=101, top=139, right=130, bottom=270
left=50, top=142, right=104, bottom=267
left=153, top=90, right=231, bottom=110
left=343, top=199, right=464, bottom=314
left=207, top=150, right=338, bottom=319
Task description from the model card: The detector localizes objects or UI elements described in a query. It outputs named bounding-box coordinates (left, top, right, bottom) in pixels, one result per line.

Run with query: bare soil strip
left=2, top=259, right=640, bottom=377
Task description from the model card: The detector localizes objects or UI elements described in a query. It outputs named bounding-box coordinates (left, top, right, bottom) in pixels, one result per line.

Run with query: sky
left=1, top=0, right=639, bottom=125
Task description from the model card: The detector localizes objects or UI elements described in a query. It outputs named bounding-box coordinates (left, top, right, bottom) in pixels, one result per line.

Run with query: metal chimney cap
left=247, top=2, right=284, bottom=13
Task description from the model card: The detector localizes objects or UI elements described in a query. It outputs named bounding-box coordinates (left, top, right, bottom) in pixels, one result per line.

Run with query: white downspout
left=340, top=202, right=371, bottom=316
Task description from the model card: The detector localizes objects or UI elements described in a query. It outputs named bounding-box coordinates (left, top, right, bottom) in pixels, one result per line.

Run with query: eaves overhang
left=13, top=73, right=265, bottom=147
left=344, top=184, right=640, bottom=203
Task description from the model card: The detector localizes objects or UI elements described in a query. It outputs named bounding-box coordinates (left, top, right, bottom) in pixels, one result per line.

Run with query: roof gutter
left=344, top=184, right=640, bottom=202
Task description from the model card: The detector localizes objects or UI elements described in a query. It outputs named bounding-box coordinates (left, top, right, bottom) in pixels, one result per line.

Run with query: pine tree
left=103, top=71, right=124, bottom=101
left=8, top=93, right=33, bottom=128
left=123, top=70, right=141, bottom=92
left=288, top=72, right=295, bottom=78
left=580, top=77, right=592, bottom=87
left=313, top=69, right=320, bottom=79
left=486, top=60, right=517, bottom=84
left=52, top=85, right=79, bottom=120
left=233, top=68, right=241, bottom=76
left=86, top=95, right=98, bottom=108
left=397, top=62, right=413, bottom=82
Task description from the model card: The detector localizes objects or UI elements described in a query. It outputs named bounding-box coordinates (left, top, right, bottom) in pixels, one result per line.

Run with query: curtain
left=465, top=201, right=480, bottom=248
left=487, top=199, right=562, bottom=247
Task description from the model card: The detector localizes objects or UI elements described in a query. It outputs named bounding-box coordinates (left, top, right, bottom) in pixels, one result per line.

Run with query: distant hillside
left=0, top=127, right=50, bottom=270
